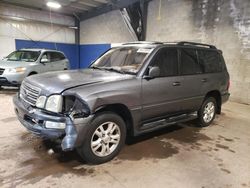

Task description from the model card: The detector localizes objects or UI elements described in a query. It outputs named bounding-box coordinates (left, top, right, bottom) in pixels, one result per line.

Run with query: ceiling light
left=7, top=16, right=26, bottom=21
left=46, top=1, right=61, bottom=9
left=69, top=26, right=78, bottom=29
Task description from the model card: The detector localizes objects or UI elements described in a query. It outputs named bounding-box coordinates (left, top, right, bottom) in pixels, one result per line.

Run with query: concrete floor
left=0, top=89, right=250, bottom=188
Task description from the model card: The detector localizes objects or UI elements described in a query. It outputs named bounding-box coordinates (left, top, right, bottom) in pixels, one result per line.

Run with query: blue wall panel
left=15, top=39, right=111, bottom=69
left=79, top=44, right=111, bottom=68
left=15, top=39, right=79, bottom=69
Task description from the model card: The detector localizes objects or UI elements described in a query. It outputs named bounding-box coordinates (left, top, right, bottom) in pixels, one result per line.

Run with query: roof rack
left=122, top=41, right=163, bottom=45
left=177, top=41, right=216, bottom=49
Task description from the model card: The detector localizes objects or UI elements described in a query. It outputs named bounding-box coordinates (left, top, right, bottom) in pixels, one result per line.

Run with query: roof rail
left=177, top=41, right=216, bottom=49
left=122, top=41, right=163, bottom=45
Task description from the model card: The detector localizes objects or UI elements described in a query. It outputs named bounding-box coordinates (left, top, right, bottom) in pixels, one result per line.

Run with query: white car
left=0, top=48, right=69, bottom=88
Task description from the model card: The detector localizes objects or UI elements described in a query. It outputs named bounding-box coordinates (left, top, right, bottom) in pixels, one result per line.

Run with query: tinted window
left=180, top=48, right=202, bottom=75
left=198, top=50, right=222, bottom=73
left=151, top=48, right=178, bottom=77
left=50, top=52, right=65, bottom=62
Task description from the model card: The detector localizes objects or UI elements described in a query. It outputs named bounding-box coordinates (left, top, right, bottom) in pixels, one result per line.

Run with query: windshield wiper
left=91, top=66, right=104, bottom=70
left=91, top=66, right=135, bottom=75
left=7, top=59, right=19, bottom=61
left=102, top=67, right=126, bottom=74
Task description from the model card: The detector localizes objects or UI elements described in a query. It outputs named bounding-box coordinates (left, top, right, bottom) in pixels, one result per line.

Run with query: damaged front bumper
left=13, top=94, right=93, bottom=151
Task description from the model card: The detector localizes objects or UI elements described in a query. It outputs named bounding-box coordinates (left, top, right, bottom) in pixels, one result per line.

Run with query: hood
left=0, top=59, right=32, bottom=68
left=25, top=68, right=134, bottom=94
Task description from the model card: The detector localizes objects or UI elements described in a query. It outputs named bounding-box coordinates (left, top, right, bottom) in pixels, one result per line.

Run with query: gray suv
left=13, top=41, right=230, bottom=164
left=0, top=49, right=69, bottom=88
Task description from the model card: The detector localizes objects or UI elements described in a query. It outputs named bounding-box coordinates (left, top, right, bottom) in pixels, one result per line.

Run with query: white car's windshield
left=90, top=47, right=153, bottom=75
left=6, top=51, right=40, bottom=62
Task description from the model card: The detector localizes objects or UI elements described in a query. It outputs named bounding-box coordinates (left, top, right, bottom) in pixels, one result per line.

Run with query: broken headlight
left=63, top=95, right=90, bottom=118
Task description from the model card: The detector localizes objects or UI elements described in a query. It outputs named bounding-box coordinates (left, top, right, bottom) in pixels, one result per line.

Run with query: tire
left=77, top=112, right=126, bottom=164
left=197, top=97, right=217, bottom=127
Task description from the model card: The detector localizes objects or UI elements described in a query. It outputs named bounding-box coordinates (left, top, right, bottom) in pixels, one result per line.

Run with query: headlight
left=5, top=67, right=26, bottom=73
left=45, top=95, right=63, bottom=113
left=36, top=96, right=47, bottom=108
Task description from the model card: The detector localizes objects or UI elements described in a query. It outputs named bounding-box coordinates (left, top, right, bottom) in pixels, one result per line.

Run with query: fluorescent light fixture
left=69, top=26, right=78, bottom=29
left=46, top=1, right=61, bottom=9
left=10, top=16, right=26, bottom=21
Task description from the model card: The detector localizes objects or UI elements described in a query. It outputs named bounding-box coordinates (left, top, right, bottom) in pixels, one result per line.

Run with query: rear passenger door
left=178, top=48, right=204, bottom=112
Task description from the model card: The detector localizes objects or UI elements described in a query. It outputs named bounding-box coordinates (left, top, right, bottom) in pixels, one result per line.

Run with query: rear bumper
left=222, top=92, right=230, bottom=104
left=13, top=94, right=93, bottom=151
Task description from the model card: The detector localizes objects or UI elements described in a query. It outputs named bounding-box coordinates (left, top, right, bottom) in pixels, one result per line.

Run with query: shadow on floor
left=0, top=87, right=19, bottom=95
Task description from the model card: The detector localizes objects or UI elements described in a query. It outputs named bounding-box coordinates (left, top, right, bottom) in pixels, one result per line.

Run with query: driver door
left=40, top=52, right=53, bottom=73
left=141, top=47, right=183, bottom=121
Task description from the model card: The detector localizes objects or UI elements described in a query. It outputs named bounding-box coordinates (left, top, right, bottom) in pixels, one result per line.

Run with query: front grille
left=20, top=81, right=41, bottom=106
left=0, top=68, right=4, bottom=75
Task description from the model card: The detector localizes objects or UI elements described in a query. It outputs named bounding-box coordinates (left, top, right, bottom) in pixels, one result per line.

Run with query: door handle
left=201, top=78, right=207, bottom=82
left=172, top=82, right=181, bottom=86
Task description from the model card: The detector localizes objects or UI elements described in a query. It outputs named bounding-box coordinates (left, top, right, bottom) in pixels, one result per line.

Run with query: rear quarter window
left=198, top=50, right=222, bottom=73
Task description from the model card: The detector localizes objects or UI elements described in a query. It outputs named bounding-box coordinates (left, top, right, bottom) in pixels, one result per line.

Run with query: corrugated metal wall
left=0, top=4, right=75, bottom=59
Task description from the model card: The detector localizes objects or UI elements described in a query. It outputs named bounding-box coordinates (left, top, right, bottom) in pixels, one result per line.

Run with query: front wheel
left=77, top=112, right=126, bottom=164
left=197, top=97, right=217, bottom=127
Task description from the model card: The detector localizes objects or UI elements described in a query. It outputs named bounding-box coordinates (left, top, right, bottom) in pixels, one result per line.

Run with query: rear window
left=198, top=50, right=222, bottom=73
left=180, top=48, right=202, bottom=75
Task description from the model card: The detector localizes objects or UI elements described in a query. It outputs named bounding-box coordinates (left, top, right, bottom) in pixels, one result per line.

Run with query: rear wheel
left=197, top=97, right=217, bottom=127
left=77, top=112, right=126, bottom=164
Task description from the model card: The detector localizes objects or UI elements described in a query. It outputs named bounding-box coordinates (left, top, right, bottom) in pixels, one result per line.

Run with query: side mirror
left=41, top=58, right=49, bottom=63
left=144, top=66, right=160, bottom=79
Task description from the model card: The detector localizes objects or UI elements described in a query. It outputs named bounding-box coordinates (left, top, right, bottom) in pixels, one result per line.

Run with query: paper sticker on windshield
left=137, top=48, right=153, bottom=53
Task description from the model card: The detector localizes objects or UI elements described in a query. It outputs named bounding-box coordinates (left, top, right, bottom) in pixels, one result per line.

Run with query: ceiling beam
left=70, top=2, right=96, bottom=11
left=93, top=0, right=109, bottom=3
left=77, top=0, right=101, bottom=8
left=79, top=0, right=151, bottom=21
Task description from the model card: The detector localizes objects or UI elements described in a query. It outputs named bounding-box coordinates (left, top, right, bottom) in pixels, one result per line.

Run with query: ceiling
left=1, top=0, right=112, bottom=16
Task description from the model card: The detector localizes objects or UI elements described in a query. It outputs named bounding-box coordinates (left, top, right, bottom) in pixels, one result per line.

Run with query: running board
left=141, top=112, right=198, bottom=130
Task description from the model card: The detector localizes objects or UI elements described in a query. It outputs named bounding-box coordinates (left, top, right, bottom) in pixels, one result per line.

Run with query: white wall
left=0, top=4, right=75, bottom=58
left=80, top=10, right=134, bottom=44
left=146, top=0, right=250, bottom=104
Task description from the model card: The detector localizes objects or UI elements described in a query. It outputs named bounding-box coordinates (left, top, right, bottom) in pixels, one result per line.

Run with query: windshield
left=6, top=51, right=40, bottom=62
left=90, top=47, right=153, bottom=74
